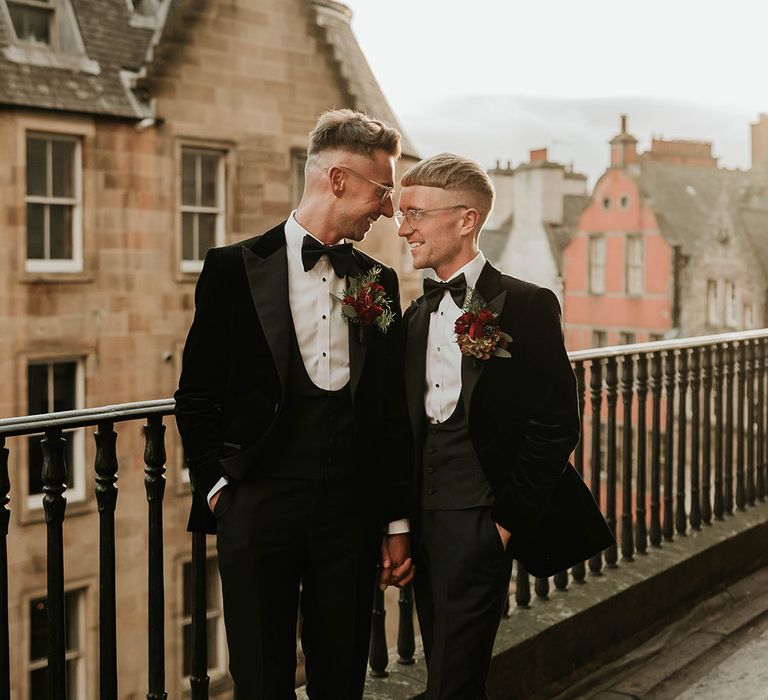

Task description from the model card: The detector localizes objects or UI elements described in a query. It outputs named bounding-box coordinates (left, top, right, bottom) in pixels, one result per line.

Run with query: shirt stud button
left=322, top=277, right=327, bottom=282
left=322, top=352, right=327, bottom=357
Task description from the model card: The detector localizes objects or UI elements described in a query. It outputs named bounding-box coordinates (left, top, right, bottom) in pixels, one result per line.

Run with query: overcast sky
left=342, top=0, right=767, bottom=183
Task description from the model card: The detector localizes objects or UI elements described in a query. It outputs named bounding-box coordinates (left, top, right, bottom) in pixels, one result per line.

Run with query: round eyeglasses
left=394, top=205, right=469, bottom=229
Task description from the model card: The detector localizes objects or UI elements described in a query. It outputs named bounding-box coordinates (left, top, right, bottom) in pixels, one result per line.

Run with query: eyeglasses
left=337, top=166, right=395, bottom=205
left=394, top=205, right=469, bottom=230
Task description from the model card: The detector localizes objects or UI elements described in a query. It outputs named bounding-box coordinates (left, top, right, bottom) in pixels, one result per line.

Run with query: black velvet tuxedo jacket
left=405, top=262, right=613, bottom=576
left=174, top=222, right=412, bottom=535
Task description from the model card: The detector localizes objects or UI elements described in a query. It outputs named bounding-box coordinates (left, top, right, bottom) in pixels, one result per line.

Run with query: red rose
left=370, top=283, right=385, bottom=294
left=477, top=309, right=495, bottom=324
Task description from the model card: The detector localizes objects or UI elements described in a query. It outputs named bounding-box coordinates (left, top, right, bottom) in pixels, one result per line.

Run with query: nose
left=396, top=216, right=412, bottom=237
left=380, top=195, right=394, bottom=218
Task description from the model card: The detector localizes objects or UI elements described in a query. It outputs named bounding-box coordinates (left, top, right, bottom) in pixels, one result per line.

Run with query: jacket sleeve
left=174, top=248, right=230, bottom=498
left=491, top=287, right=580, bottom=540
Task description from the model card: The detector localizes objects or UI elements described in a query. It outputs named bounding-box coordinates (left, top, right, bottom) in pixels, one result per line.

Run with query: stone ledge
left=347, top=501, right=768, bottom=699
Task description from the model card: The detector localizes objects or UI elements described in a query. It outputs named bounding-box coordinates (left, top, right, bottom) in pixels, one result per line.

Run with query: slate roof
left=479, top=212, right=513, bottom=266
left=544, top=193, right=590, bottom=273
left=0, top=0, right=418, bottom=156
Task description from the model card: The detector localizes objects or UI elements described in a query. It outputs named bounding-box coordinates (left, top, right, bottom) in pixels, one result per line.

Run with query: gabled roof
left=544, top=194, right=590, bottom=273
left=0, top=0, right=418, bottom=157
left=480, top=212, right=514, bottom=265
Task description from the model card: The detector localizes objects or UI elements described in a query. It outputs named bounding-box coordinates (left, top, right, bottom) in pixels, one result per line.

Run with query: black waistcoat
left=421, top=400, right=493, bottom=510
left=262, top=319, right=356, bottom=479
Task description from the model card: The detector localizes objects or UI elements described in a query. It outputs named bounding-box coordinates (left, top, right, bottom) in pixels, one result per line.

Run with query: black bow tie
left=423, top=274, right=467, bottom=313
left=301, top=235, right=355, bottom=278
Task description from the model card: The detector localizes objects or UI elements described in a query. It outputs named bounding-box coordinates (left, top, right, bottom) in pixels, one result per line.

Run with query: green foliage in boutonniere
left=454, top=288, right=512, bottom=360
left=337, top=265, right=395, bottom=333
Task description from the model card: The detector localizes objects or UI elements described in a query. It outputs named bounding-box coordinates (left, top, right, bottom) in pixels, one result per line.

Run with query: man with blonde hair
left=397, top=153, right=611, bottom=698
left=175, top=109, right=414, bottom=699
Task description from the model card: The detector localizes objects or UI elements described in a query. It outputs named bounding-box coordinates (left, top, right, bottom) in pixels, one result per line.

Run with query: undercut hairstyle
left=308, top=109, right=401, bottom=158
left=401, top=153, right=495, bottom=227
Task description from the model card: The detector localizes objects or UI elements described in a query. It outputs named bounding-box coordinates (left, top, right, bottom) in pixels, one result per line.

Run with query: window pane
left=66, top=658, right=78, bottom=698
left=183, top=622, right=193, bottom=677
left=198, top=214, right=217, bottom=259
left=52, top=362, right=77, bottom=412
left=29, top=597, right=48, bottom=662
left=28, top=435, right=44, bottom=495
left=27, top=138, right=47, bottom=196
left=51, top=141, right=75, bottom=198
left=183, top=560, right=192, bottom=617
left=27, top=203, right=45, bottom=258
left=30, top=667, right=47, bottom=700
left=181, top=151, right=197, bottom=206
left=28, top=364, right=49, bottom=415
left=182, top=212, right=195, bottom=261
left=65, top=591, right=79, bottom=651
left=199, top=153, right=219, bottom=207
left=49, top=205, right=73, bottom=260
left=9, top=4, right=51, bottom=44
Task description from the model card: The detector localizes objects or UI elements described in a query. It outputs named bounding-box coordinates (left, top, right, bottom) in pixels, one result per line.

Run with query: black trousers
left=414, top=507, right=513, bottom=700
left=215, top=477, right=380, bottom=700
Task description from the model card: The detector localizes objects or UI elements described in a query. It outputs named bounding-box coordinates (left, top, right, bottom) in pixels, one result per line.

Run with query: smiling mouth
left=409, top=241, right=424, bottom=249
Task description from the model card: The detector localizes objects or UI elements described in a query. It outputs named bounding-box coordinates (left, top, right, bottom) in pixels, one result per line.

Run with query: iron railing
left=2, top=330, right=768, bottom=698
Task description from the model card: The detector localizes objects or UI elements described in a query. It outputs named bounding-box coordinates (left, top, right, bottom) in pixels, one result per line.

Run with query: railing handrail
left=568, top=328, right=768, bottom=362
left=0, top=398, right=175, bottom=437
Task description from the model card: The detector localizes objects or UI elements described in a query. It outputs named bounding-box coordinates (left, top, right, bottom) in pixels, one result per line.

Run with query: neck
left=294, top=202, right=343, bottom=245
left=435, top=248, right=479, bottom=282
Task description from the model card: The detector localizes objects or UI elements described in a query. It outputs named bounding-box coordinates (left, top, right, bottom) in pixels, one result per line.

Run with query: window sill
left=2, top=45, right=100, bottom=75
left=18, top=495, right=96, bottom=527
left=20, top=272, right=94, bottom=285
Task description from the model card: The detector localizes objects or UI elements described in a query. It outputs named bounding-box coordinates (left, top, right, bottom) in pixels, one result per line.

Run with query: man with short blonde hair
left=397, top=153, right=612, bottom=698
left=176, top=108, right=413, bottom=699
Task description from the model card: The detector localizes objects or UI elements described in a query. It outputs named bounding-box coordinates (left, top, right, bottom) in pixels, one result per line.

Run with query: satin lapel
left=242, top=241, right=290, bottom=398
left=460, top=262, right=507, bottom=418
left=405, top=300, right=430, bottom=437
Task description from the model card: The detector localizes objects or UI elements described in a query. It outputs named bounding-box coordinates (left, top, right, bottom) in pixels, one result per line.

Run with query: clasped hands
left=378, top=523, right=511, bottom=590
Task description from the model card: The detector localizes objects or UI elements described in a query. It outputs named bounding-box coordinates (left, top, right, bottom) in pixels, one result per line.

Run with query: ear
left=459, top=208, right=480, bottom=238
left=328, top=165, right=346, bottom=198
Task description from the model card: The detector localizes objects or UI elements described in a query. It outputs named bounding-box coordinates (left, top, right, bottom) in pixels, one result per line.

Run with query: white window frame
left=25, top=132, right=83, bottom=273
left=592, top=329, right=608, bottom=348
left=588, top=234, right=606, bottom=295
left=181, top=556, right=227, bottom=682
left=180, top=147, right=226, bottom=273
left=707, top=279, right=720, bottom=326
left=724, top=280, right=738, bottom=328
left=27, top=587, right=86, bottom=700
left=744, top=303, right=754, bottom=329
left=625, top=234, right=644, bottom=296
left=26, top=358, right=86, bottom=510
left=5, top=0, right=55, bottom=48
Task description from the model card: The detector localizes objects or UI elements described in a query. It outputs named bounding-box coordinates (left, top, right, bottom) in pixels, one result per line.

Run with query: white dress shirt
left=208, top=213, right=409, bottom=534
left=424, top=252, right=487, bottom=423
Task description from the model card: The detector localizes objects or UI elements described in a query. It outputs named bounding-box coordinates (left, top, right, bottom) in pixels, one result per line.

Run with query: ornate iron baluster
left=621, top=355, right=634, bottom=561
left=663, top=351, right=676, bottom=541
left=701, top=346, right=713, bottom=525
left=736, top=342, right=746, bottom=510
left=515, top=561, right=531, bottom=608
left=747, top=340, right=756, bottom=506
left=554, top=570, right=569, bottom=591
left=369, top=581, right=388, bottom=677
left=42, top=428, right=68, bottom=700
left=714, top=344, right=725, bottom=519
left=190, top=534, right=209, bottom=699
left=589, top=359, right=604, bottom=574
left=689, top=348, right=702, bottom=530
left=572, top=361, right=587, bottom=582
left=94, top=422, right=119, bottom=700
left=605, top=357, right=618, bottom=567
left=0, top=438, right=9, bottom=700
left=650, top=352, right=663, bottom=546
left=635, top=354, right=649, bottom=554
left=724, top=344, right=735, bottom=514
left=758, top=339, right=766, bottom=502
left=535, top=576, right=550, bottom=600
left=144, top=415, right=168, bottom=700
left=397, top=583, right=415, bottom=665
left=676, top=349, right=689, bottom=536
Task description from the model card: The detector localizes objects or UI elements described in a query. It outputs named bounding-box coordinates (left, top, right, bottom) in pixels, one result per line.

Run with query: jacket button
left=427, top=487, right=436, bottom=495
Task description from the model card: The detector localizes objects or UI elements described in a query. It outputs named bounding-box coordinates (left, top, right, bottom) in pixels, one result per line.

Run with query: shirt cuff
left=207, top=476, right=229, bottom=506
left=386, top=518, right=410, bottom=535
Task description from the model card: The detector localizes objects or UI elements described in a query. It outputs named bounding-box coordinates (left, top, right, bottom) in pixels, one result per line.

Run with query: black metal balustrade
left=1, top=330, right=768, bottom=698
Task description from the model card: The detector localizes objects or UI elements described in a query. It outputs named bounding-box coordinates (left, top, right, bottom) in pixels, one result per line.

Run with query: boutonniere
left=454, top=288, right=512, bottom=361
left=336, top=265, right=395, bottom=338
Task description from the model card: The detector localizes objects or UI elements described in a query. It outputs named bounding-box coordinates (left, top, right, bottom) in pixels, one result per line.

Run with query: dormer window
left=130, top=0, right=161, bottom=15
left=8, top=0, right=53, bottom=45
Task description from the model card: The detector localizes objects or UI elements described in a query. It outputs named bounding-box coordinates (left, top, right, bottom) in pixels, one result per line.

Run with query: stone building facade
left=563, top=115, right=768, bottom=351
left=0, top=1, right=417, bottom=697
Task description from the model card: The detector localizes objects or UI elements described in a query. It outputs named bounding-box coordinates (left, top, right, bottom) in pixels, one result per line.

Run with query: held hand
left=208, top=491, right=221, bottom=513
left=379, top=533, right=415, bottom=590
left=495, top=522, right=512, bottom=550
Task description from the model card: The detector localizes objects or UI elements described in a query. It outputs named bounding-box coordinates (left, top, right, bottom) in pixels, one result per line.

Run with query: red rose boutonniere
left=337, top=265, right=394, bottom=336
left=454, top=288, right=512, bottom=361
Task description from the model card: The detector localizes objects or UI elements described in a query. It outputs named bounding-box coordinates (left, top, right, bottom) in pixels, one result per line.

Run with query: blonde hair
left=308, top=109, right=401, bottom=158
left=401, top=153, right=495, bottom=227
